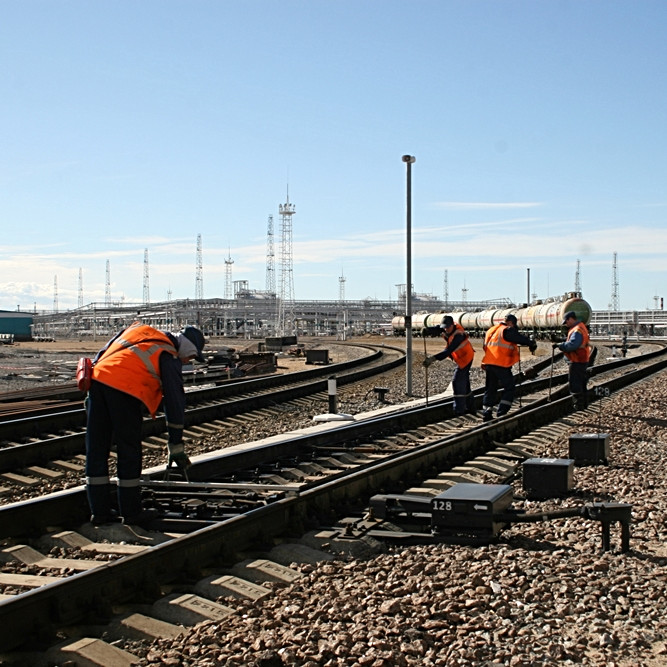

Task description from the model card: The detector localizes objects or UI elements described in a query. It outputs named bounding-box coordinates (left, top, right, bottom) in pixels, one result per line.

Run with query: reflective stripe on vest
left=564, top=322, right=591, bottom=364
left=482, top=323, right=519, bottom=367
left=92, top=322, right=178, bottom=417
left=446, top=324, right=475, bottom=368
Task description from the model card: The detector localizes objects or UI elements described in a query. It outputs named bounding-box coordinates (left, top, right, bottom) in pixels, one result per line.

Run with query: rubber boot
left=87, top=483, right=114, bottom=524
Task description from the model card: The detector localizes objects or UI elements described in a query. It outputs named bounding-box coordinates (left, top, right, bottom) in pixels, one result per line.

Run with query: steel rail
left=0, top=347, right=665, bottom=649
left=0, top=344, right=404, bottom=473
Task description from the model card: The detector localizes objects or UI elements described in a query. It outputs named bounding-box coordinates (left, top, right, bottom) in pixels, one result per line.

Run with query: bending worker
left=423, top=315, right=475, bottom=416
left=85, top=321, right=206, bottom=526
left=554, top=310, right=592, bottom=410
left=481, top=313, right=536, bottom=421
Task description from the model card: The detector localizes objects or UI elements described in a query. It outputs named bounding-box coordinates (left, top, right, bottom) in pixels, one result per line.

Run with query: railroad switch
left=365, top=483, right=633, bottom=553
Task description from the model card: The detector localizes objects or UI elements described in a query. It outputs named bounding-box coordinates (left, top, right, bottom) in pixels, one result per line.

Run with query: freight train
left=391, top=292, right=592, bottom=338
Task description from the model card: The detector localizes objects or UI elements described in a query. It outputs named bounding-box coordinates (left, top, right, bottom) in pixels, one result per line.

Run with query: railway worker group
left=424, top=310, right=592, bottom=420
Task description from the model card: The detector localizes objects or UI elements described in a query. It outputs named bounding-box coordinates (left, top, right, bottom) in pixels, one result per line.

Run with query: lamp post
left=402, top=154, right=415, bottom=396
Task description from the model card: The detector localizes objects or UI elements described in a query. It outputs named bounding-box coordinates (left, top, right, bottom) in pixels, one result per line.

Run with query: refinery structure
left=22, top=196, right=667, bottom=341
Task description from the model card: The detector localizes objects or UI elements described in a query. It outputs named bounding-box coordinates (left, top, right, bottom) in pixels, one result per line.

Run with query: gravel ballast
left=136, top=370, right=667, bottom=666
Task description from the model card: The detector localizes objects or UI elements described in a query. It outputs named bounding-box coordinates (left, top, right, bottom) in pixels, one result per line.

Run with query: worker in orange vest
left=481, top=314, right=536, bottom=421
left=85, top=322, right=205, bottom=527
left=553, top=310, right=592, bottom=410
left=424, top=315, right=476, bottom=416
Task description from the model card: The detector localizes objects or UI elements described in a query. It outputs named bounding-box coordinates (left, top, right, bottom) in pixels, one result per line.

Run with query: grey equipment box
left=568, top=433, right=610, bottom=465
left=305, top=349, right=329, bottom=365
left=431, top=483, right=514, bottom=539
left=522, top=458, right=574, bottom=499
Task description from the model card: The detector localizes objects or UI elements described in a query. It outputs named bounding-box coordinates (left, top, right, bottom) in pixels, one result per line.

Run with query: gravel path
left=133, top=369, right=667, bottom=667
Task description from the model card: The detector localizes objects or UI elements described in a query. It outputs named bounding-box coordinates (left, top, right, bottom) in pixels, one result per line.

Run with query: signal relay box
left=522, top=457, right=574, bottom=499
left=430, top=483, right=513, bottom=539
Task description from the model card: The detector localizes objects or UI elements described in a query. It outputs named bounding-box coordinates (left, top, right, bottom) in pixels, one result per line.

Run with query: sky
left=2, top=1, right=667, bottom=314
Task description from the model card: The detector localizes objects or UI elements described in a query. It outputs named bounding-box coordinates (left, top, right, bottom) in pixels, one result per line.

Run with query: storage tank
left=391, top=315, right=405, bottom=335
left=477, top=309, right=501, bottom=330
left=559, top=294, right=592, bottom=325
left=520, top=302, right=542, bottom=329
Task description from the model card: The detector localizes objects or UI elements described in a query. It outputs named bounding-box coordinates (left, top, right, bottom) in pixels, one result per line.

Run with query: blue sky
left=2, top=1, right=666, bottom=313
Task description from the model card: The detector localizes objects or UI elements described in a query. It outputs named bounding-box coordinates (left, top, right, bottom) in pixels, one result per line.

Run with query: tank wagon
left=392, top=293, right=592, bottom=339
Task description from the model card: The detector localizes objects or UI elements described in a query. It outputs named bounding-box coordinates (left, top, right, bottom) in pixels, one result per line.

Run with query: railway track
left=0, top=341, right=665, bottom=660
left=0, top=343, right=404, bottom=482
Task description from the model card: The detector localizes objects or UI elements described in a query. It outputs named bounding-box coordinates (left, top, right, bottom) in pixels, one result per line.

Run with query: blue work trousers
left=451, top=361, right=474, bottom=415
left=85, top=380, right=145, bottom=519
left=482, top=365, right=516, bottom=417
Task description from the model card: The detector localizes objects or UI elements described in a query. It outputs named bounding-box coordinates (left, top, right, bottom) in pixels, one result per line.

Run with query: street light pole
left=402, top=154, right=415, bottom=396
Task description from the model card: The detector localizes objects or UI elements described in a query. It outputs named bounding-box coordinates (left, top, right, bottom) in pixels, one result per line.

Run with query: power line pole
left=195, top=234, right=204, bottom=301
left=78, top=268, right=84, bottom=309
left=265, top=214, right=275, bottom=295
left=105, top=260, right=111, bottom=306
left=143, top=248, right=150, bottom=304
left=610, top=252, right=619, bottom=310
left=224, top=247, right=234, bottom=300
left=277, top=189, right=296, bottom=335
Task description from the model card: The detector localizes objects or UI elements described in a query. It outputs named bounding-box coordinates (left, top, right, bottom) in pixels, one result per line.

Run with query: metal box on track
left=568, top=433, right=610, bottom=464
left=431, top=483, right=513, bottom=539
left=522, top=457, right=574, bottom=498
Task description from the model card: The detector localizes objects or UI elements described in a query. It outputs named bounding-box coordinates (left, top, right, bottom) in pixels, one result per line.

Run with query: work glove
left=423, top=356, right=435, bottom=368
left=528, top=339, right=537, bottom=354
left=552, top=342, right=560, bottom=350
left=167, top=441, right=191, bottom=471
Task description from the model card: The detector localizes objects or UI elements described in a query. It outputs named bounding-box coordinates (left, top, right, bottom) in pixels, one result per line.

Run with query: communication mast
left=610, top=252, right=619, bottom=311
left=195, top=234, right=204, bottom=301
left=143, top=248, right=150, bottom=304
left=53, top=275, right=58, bottom=313
left=574, top=259, right=581, bottom=293
left=224, top=248, right=234, bottom=300
left=105, top=260, right=111, bottom=306
left=277, top=189, right=296, bottom=335
left=461, top=282, right=468, bottom=306
left=78, top=268, right=84, bottom=309
left=265, top=214, right=276, bottom=295
left=443, top=269, right=449, bottom=308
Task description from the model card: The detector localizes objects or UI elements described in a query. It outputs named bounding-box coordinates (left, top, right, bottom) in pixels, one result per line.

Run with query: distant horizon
left=2, top=2, right=665, bottom=312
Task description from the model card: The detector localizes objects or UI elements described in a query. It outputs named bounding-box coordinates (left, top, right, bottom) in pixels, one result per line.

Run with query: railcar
left=392, top=293, right=592, bottom=339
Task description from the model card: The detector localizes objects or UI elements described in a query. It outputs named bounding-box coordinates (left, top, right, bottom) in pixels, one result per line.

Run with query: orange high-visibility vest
left=92, top=322, right=178, bottom=417
left=563, top=322, right=591, bottom=364
left=446, top=323, right=475, bottom=368
left=482, top=323, right=519, bottom=367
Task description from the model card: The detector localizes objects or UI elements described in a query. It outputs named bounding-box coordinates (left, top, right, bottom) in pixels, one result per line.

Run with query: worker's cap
left=181, top=325, right=206, bottom=362
left=561, top=311, right=577, bottom=325
left=504, top=314, right=518, bottom=325
left=440, top=315, right=455, bottom=328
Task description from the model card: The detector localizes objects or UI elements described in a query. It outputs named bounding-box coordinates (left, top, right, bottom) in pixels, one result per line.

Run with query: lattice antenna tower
left=611, top=252, right=619, bottom=311
left=195, top=234, right=204, bottom=301
left=574, top=259, right=581, bottom=293
left=339, top=269, right=346, bottom=303
left=78, top=268, right=84, bottom=309
left=53, top=275, right=58, bottom=313
left=105, top=260, right=111, bottom=306
left=224, top=247, right=234, bottom=300
left=277, top=187, right=296, bottom=334
left=461, top=281, right=468, bottom=306
left=443, top=269, right=449, bottom=308
left=143, top=248, right=150, bottom=304
left=265, top=214, right=276, bottom=295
